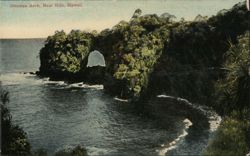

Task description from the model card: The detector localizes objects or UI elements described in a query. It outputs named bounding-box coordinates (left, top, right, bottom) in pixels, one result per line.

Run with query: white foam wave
left=67, top=82, right=104, bottom=90
left=156, top=94, right=222, bottom=155
left=87, top=146, right=111, bottom=156
left=246, top=152, right=250, bottom=156
left=157, top=95, right=176, bottom=99
left=0, top=72, right=104, bottom=90
left=44, top=80, right=66, bottom=86
left=158, top=118, right=193, bottom=156
left=157, top=94, right=221, bottom=132
left=114, top=97, right=129, bottom=102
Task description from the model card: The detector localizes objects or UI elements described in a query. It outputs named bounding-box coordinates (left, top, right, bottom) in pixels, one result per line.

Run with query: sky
left=0, top=0, right=244, bottom=39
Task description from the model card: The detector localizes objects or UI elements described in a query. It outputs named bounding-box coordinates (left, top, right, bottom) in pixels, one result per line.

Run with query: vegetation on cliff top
left=39, top=30, right=94, bottom=76
left=103, top=10, right=172, bottom=97
left=144, top=2, right=249, bottom=104
left=205, top=115, right=250, bottom=156
left=39, top=2, right=249, bottom=99
left=214, top=32, right=250, bottom=115
left=39, top=9, right=176, bottom=97
left=204, top=31, right=250, bottom=156
left=1, top=86, right=31, bottom=155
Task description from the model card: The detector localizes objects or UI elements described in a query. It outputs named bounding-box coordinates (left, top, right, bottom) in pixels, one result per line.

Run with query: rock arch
left=87, top=50, right=106, bottom=67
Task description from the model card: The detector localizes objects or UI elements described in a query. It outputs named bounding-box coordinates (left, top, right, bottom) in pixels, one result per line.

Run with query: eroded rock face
left=83, top=66, right=106, bottom=84
left=38, top=2, right=249, bottom=100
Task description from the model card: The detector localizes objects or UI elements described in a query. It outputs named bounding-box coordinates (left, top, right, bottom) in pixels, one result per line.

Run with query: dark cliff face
left=144, top=2, right=249, bottom=105
left=39, top=2, right=249, bottom=101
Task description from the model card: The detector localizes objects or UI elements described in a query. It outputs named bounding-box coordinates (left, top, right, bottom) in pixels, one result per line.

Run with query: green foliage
left=215, top=31, right=250, bottom=115
left=40, top=30, right=94, bottom=75
left=38, top=2, right=248, bottom=100
left=204, top=115, right=250, bottom=156
left=163, top=1, right=249, bottom=67
left=109, top=1, right=248, bottom=98
left=132, top=8, right=142, bottom=19
left=64, top=8, right=172, bottom=98
left=55, top=145, right=88, bottom=156
left=141, top=1, right=249, bottom=106
left=208, top=2, right=249, bottom=43
left=1, top=86, right=31, bottom=155
left=205, top=31, right=250, bottom=156
left=111, top=32, right=164, bottom=96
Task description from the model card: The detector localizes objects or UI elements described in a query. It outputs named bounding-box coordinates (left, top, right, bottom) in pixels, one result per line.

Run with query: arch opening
left=87, top=50, right=106, bottom=67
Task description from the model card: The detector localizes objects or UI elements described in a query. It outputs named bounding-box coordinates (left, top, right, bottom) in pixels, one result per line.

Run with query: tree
left=132, top=9, right=142, bottom=19
left=215, top=31, right=250, bottom=115
left=1, top=84, right=31, bottom=155
left=39, top=30, right=94, bottom=76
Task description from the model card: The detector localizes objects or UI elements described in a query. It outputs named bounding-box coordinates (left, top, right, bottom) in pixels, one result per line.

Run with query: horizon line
left=0, top=37, right=46, bottom=40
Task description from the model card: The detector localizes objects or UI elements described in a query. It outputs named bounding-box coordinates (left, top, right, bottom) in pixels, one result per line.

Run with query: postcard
left=0, top=0, right=249, bottom=156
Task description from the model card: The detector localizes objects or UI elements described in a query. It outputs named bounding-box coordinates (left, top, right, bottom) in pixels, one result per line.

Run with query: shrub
left=39, top=30, right=94, bottom=75
left=204, top=115, right=250, bottom=156
left=215, top=31, right=250, bottom=115
left=1, top=85, right=31, bottom=155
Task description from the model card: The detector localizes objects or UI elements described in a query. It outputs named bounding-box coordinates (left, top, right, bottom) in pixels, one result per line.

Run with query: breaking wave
left=156, top=94, right=222, bottom=155
left=0, top=72, right=104, bottom=90
left=158, top=118, right=193, bottom=156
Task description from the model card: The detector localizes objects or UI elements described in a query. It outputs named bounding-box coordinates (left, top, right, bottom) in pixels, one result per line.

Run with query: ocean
left=0, top=39, right=221, bottom=155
